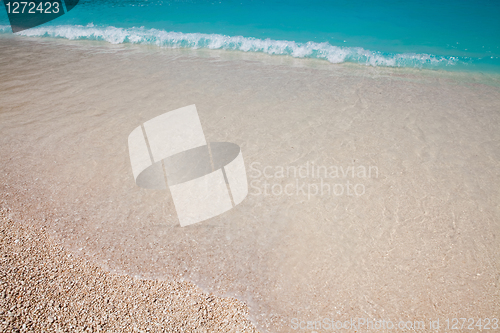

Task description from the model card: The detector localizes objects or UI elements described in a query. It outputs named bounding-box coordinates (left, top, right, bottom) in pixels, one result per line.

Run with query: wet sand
left=1, top=35, right=499, bottom=332
left=0, top=207, right=259, bottom=332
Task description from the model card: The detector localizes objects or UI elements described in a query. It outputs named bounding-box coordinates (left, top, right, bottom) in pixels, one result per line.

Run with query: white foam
left=0, top=24, right=458, bottom=68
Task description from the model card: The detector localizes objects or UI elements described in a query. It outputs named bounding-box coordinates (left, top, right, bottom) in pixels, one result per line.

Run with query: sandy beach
left=0, top=206, right=259, bottom=332
left=0, top=203, right=262, bottom=332
left=1, top=35, right=499, bottom=332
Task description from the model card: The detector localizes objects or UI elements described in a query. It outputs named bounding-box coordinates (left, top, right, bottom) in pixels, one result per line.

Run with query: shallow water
left=1, top=36, right=499, bottom=332
left=1, top=0, right=500, bottom=71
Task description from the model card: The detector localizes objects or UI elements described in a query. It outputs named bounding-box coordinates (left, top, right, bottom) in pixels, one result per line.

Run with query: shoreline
left=0, top=204, right=260, bottom=332
left=1, top=35, right=499, bottom=332
left=1, top=33, right=500, bottom=87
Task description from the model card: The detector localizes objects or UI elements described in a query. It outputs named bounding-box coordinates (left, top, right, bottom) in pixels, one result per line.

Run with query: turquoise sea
left=1, top=0, right=500, bottom=72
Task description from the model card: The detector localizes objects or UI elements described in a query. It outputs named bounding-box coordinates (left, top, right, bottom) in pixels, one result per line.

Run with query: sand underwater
left=1, top=35, right=499, bottom=332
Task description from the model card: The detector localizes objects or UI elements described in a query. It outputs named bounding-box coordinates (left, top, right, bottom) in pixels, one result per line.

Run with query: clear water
left=1, top=36, right=499, bottom=332
left=1, top=0, right=499, bottom=72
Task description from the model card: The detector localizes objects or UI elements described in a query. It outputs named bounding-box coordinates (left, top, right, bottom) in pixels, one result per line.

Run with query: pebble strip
left=0, top=207, right=260, bottom=333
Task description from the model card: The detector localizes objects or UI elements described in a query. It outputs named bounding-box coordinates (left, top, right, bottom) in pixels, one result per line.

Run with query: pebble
left=0, top=207, right=259, bottom=332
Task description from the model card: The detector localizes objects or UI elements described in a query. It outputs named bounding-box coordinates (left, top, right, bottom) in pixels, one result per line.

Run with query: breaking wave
left=0, top=24, right=460, bottom=69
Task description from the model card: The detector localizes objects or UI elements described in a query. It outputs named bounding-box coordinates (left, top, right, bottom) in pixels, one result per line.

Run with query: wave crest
left=0, top=24, right=458, bottom=68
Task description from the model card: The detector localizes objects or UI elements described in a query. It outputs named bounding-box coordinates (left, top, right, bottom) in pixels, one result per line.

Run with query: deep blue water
left=1, top=0, right=499, bottom=72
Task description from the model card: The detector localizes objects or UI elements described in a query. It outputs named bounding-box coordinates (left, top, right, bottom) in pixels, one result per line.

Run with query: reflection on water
left=1, top=36, right=499, bottom=332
